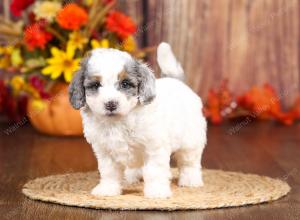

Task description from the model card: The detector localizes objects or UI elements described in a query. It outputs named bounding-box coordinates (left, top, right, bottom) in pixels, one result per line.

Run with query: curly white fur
left=78, top=43, right=207, bottom=198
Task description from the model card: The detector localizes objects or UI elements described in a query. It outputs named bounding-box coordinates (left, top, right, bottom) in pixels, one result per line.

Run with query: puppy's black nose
left=105, top=101, right=118, bottom=112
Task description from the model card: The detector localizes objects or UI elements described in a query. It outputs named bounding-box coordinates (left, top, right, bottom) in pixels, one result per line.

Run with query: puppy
left=69, top=42, right=207, bottom=198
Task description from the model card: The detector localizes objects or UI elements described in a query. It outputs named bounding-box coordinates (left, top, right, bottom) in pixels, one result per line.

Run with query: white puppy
left=69, top=42, right=207, bottom=198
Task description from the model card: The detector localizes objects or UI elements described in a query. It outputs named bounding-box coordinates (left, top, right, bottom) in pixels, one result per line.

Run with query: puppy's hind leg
left=176, top=148, right=204, bottom=187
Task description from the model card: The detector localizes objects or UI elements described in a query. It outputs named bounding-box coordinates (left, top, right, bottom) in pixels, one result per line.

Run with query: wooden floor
left=0, top=121, right=299, bottom=220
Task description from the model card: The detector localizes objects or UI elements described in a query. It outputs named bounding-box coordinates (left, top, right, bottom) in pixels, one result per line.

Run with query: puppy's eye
left=120, top=79, right=133, bottom=89
left=87, top=82, right=101, bottom=90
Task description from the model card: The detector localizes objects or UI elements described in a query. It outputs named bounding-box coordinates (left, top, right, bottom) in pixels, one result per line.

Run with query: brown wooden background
left=120, top=0, right=300, bottom=107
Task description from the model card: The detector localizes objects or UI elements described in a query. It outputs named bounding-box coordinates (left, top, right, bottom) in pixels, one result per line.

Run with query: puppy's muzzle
left=105, top=101, right=118, bottom=112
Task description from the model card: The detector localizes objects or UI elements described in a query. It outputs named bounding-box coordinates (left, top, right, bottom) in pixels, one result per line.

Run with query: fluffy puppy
left=69, top=42, right=207, bottom=198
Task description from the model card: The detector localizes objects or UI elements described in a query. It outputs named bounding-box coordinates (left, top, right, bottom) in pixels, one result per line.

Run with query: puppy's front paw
left=178, top=168, right=204, bottom=187
left=144, top=182, right=172, bottom=198
left=91, top=182, right=121, bottom=196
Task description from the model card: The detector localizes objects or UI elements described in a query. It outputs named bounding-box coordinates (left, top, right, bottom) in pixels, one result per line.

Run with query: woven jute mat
left=22, top=169, right=290, bottom=211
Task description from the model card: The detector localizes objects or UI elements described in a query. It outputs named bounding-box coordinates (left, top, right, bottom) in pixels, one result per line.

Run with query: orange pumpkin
left=27, top=83, right=83, bottom=136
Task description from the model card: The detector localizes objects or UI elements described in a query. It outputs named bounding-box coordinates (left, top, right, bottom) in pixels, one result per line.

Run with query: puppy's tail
left=157, top=42, right=185, bottom=81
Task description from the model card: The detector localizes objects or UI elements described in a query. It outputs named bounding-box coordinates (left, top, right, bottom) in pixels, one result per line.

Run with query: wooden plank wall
left=121, top=0, right=300, bottom=106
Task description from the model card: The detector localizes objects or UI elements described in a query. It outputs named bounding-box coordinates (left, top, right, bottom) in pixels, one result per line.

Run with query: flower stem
left=84, top=0, right=116, bottom=39
left=45, top=26, right=67, bottom=45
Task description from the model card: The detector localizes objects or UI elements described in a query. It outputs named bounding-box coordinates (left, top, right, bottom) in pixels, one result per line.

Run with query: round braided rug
left=22, top=169, right=290, bottom=210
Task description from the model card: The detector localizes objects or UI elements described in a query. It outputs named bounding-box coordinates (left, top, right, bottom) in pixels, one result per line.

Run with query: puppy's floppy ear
left=135, top=60, right=156, bottom=104
left=69, top=55, right=89, bottom=109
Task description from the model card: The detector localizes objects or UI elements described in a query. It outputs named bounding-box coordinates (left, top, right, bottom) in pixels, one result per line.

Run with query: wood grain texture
left=117, top=0, right=145, bottom=47
left=124, top=0, right=300, bottom=106
left=0, top=122, right=299, bottom=219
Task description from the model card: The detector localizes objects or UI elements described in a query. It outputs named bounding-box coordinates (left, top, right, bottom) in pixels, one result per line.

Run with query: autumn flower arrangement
left=1, top=1, right=299, bottom=128
left=0, top=0, right=142, bottom=123
left=204, top=81, right=300, bottom=126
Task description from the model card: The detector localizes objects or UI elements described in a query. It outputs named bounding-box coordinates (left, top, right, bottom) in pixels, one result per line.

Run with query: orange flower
left=237, top=84, right=293, bottom=125
left=106, top=11, right=137, bottom=39
left=204, top=81, right=233, bottom=124
left=24, top=22, right=53, bottom=51
left=56, top=3, right=88, bottom=30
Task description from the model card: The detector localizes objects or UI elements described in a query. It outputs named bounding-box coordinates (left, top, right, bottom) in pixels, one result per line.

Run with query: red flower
left=56, top=3, right=88, bottom=30
left=106, top=11, right=137, bottom=39
left=0, top=80, right=8, bottom=113
left=29, top=76, right=50, bottom=99
left=10, top=0, right=35, bottom=17
left=0, top=80, right=27, bottom=122
left=24, top=22, right=53, bottom=51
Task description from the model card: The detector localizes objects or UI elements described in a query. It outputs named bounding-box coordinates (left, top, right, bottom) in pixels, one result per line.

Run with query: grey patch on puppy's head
left=125, top=60, right=156, bottom=105
left=117, top=70, right=139, bottom=97
left=68, top=54, right=90, bottom=109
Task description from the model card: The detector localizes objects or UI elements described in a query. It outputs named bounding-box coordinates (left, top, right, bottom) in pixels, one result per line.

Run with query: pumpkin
left=27, top=83, right=83, bottom=136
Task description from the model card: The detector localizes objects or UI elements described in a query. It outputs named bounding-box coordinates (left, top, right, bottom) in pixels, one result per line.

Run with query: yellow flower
left=42, top=45, right=80, bottom=82
left=31, top=99, right=47, bottom=111
left=33, top=1, right=61, bottom=22
left=0, top=56, right=11, bottom=69
left=10, top=75, right=41, bottom=97
left=83, top=0, right=93, bottom=6
left=24, top=84, right=40, bottom=99
left=11, top=48, right=23, bottom=67
left=0, top=45, right=13, bottom=54
left=0, top=46, right=13, bottom=69
left=68, top=32, right=88, bottom=50
left=122, top=36, right=136, bottom=52
left=91, top=39, right=110, bottom=49
left=10, top=76, right=25, bottom=92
